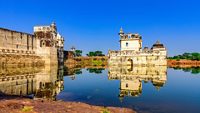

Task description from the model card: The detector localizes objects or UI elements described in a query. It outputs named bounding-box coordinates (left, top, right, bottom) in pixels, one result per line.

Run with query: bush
left=168, top=52, right=200, bottom=61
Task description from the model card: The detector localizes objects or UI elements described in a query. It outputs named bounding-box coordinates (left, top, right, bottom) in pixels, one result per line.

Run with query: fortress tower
left=119, top=27, right=142, bottom=51
left=33, top=22, right=64, bottom=65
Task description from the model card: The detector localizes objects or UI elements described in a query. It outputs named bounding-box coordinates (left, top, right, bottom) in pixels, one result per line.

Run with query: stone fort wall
left=0, top=28, right=58, bottom=66
left=0, top=28, right=36, bottom=53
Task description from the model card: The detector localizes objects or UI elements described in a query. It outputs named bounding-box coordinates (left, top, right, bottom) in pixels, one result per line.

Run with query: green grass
left=92, top=60, right=103, bottom=66
left=21, top=106, right=33, bottom=112
left=101, top=108, right=110, bottom=113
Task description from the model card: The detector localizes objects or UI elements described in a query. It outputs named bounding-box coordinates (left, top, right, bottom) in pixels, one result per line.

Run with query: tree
left=86, top=51, right=105, bottom=57
left=95, top=51, right=103, bottom=56
left=87, top=52, right=95, bottom=56
left=75, top=50, right=82, bottom=57
left=168, top=52, right=200, bottom=61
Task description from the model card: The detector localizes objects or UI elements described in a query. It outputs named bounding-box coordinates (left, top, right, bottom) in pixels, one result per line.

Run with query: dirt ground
left=0, top=98, right=136, bottom=113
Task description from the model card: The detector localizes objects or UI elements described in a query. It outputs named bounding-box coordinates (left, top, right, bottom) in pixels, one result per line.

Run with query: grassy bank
left=64, top=56, right=108, bottom=68
left=65, top=56, right=200, bottom=69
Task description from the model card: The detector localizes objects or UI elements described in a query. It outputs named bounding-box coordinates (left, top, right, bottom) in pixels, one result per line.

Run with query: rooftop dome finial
left=51, top=21, right=56, bottom=26
left=119, top=27, right=124, bottom=34
left=71, top=46, right=76, bottom=51
left=156, top=40, right=160, bottom=44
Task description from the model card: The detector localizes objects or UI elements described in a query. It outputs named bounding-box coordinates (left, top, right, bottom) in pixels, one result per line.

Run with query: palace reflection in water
left=108, top=66, right=167, bottom=100
left=63, top=65, right=167, bottom=100
left=59, top=65, right=199, bottom=113
left=0, top=65, right=64, bottom=100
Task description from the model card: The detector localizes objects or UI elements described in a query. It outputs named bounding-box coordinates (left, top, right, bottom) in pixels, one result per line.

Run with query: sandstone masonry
left=0, top=22, right=64, bottom=67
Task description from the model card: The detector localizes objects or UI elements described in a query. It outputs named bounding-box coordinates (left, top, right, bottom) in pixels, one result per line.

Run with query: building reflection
left=63, top=66, right=105, bottom=80
left=108, top=66, right=167, bottom=100
left=0, top=65, right=64, bottom=100
left=63, top=66, right=82, bottom=80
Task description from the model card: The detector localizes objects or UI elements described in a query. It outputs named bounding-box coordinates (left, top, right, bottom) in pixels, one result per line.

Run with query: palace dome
left=151, top=41, right=165, bottom=49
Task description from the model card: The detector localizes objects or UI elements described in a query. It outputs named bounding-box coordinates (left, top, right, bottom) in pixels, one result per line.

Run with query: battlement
left=34, top=22, right=57, bottom=33
left=120, top=33, right=142, bottom=40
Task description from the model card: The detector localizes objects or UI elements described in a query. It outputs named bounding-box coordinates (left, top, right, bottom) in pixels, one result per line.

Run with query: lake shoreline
left=0, top=96, right=136, bottom=113
left=167, top=59, right=200, bottom=67
left=64, top=57, right=200, bottom=68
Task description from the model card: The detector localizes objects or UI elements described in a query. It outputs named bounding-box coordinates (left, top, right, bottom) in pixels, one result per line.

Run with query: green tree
left=169, top=52, right=200, bottom=61
left=86, top=51, right=105, bottom=56
left=87, top=52, right=95, bottom=56
left=75, top=50, right=82, bottom=57
left=95, top=51, right=103, bottom=56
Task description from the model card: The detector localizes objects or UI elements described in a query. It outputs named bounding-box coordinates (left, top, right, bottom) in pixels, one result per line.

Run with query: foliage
left=75, top=50, right=82, bottom=57
left=63, top=66, right=82, bottom=75
left=172, top=67, right=200, bottom=74
left=87, top=68, right=105, bottom=74
left=74, top=69, right=82, bottom=74
left=86, top=51, right=105, bottom=56
left=168, top=52, right=200, bottom=61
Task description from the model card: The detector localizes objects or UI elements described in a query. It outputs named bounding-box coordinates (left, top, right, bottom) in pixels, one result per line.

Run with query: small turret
left=119, top=27, right=124, bottom=37
left=51, top=22, right=57, bottom=33
left=119, top=27, right=124, bottom=34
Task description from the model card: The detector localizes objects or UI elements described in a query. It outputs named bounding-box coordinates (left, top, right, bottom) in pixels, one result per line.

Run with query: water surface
left=0, top=66, right=200, bottom=113
left=58, top=66, right=200, bottom=113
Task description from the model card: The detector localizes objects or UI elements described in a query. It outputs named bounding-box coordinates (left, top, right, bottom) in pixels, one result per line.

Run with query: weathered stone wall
left=108, top=50, right=167, bottom=66
left=0, top=27, right=61, bottom=66
left=0, top=28, right=36, bottom=51
left=0, top=54, right=45, bottom=68
left=35, top=45, right=58, bottom=65
left=0, top=28, right=43, bottom=67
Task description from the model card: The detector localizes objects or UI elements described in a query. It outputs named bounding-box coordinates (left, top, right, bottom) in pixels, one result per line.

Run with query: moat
left=0, top=66, right=200, bottom=113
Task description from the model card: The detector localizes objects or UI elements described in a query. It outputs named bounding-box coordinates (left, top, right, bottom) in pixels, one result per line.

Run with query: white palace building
left=108, top=28, right=167, bottom=66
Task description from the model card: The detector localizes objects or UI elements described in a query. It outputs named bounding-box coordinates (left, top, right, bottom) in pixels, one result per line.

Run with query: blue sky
left=0, top=0, right=200, bottom=56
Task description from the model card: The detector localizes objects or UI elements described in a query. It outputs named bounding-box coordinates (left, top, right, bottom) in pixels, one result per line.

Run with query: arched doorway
left=127, top=58, right=133, bottom=67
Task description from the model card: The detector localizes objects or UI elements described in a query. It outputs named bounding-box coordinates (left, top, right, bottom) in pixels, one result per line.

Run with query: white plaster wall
left=120, top=40, right=141, bottom=51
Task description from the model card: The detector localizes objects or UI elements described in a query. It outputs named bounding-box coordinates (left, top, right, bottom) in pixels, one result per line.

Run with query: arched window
left=40, top=40, right=45, bottom=47
left=126, top=42, right=128, bottom=47
left=126, top=83, right=128, bottom=88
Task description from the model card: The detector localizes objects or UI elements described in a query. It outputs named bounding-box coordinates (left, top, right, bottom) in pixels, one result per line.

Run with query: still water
left=0, top=65, right=200, bottom=113
left=58, top=66, right=200, bottom=113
